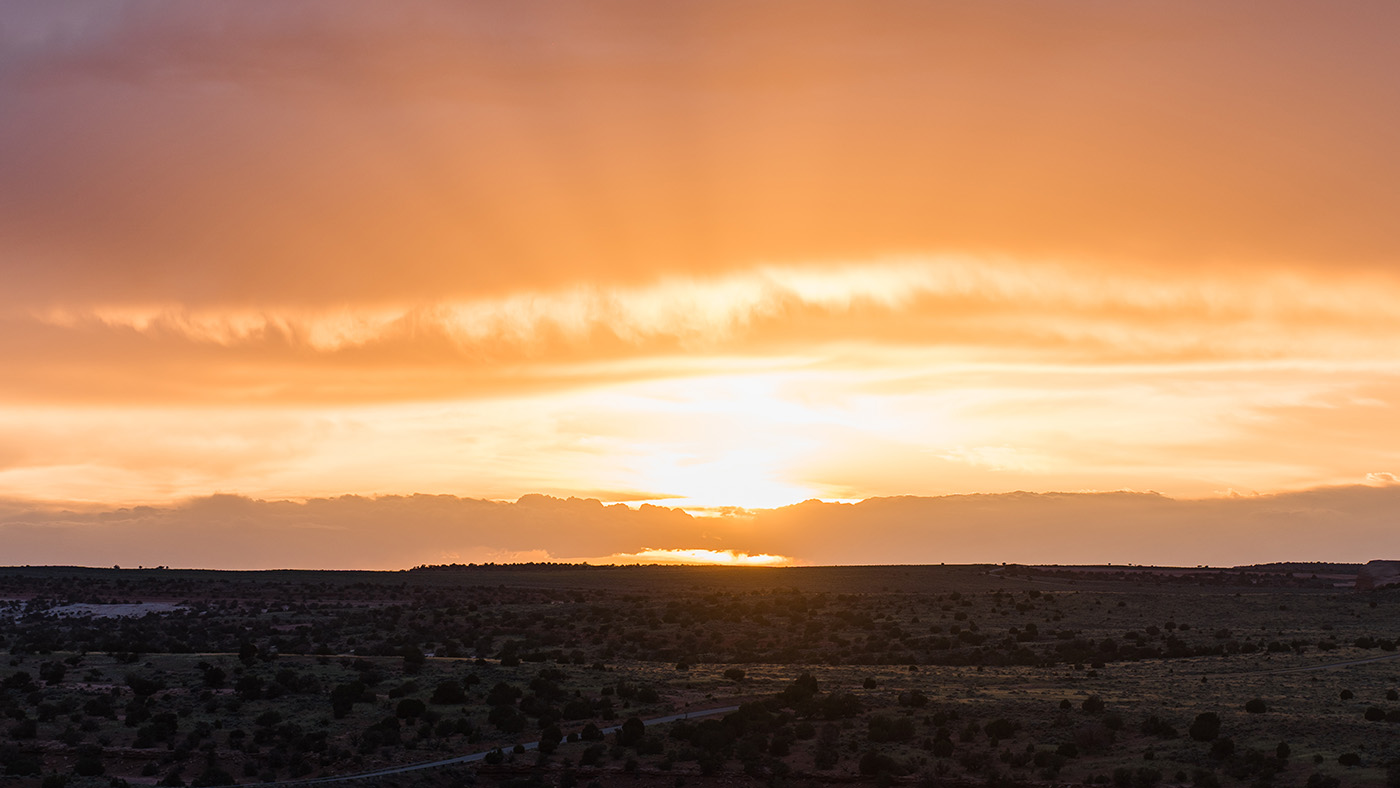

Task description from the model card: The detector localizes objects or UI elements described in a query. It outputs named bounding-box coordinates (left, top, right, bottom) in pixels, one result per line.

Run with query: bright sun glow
left=602, top=548, right=792, bottom=566
left=590, top=374, right=840, bottom=509
left=631, top=451, right=826, bottom=511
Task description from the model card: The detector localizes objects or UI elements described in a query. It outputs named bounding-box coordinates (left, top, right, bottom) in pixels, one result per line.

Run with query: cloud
left=0, top=493, right=706, bottom=570
left=754, top=486, right=1400, bottom=566
left=3, top=2, right=1400, bottom=312
left=3, top=2, right=1400, bottom=513
left=3, top=329, right=1399, bottom=507
left=3, top=485, right=1400, bottom=570
left=6, top=258, right=1400, bottom=407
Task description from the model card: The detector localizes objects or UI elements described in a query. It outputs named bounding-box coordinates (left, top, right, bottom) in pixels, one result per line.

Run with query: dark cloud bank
left=1, top=485, right=1397, bottom=570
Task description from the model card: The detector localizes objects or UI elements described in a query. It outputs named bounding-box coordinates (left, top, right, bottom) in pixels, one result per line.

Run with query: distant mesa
left=1354, top=560, right=1400, bottom=591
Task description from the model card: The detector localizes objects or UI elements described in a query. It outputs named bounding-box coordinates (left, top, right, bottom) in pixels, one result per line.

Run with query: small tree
left=538, top=725, right=563, bottom=756
left=400, top=646, right=426, bottom=675
left=616, top=717, right=645, bottom=747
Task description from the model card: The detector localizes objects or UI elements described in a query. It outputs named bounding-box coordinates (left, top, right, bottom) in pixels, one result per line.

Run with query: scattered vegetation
left=0, top=563, right=1397, bottom=786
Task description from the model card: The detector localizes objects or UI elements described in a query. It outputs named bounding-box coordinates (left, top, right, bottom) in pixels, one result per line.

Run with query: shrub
left=1244, top=698, right=1268, bottom=714
left=486, top=682, right=522, bottom=707
left=1, top=746, right=41, bottom=776
left=539, top=725, right=563, bottom=755
left=867, top=715, right=915, bottom=742
left=1141, top=715, right=1178, bottom=739
left=898, top=690, right=928, bottom=707
left=487, top=705, right=525, bottom=733
left=125, top=673, right=164, bottom=697
left=779, top=673, right=819, bottom=705
left=233, top=675, right=262, bottom=700
left=430, top=680, right=466, bottom=705
left=858, top=749, right=905, bottom=776
left=73, top=746, right=105, bottom=778
left=1073, top=723, right=1116, bottom=754
left=191, top=765, right=235, bottom=787
left=329, top=681, right=367, bottom=718
left=38, top=662, right=65, bottom=685
left=1113, top=766, right=1162, bottom=787
left=395, top=698, right=426, bottom=720
left=1188, top=712, right=1221, bottom=742
left=579, top=744, right=605, bottom=766
left=2, top=672, right=35, bottom=692
left=819, top=692, right=863, bottom=719
left=985, top=718, right=1020, bottom=740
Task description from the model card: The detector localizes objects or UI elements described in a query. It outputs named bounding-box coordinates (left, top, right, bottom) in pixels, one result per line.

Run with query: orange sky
left=3, top=2, right=1400, bottom=567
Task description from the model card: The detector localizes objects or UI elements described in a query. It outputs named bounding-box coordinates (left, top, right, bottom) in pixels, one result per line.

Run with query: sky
left=3, top=1, right=1400, bottom=568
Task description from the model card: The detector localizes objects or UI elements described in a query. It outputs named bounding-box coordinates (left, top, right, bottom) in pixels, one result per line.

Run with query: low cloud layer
left=2, top=485, right=1398, bottom=570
